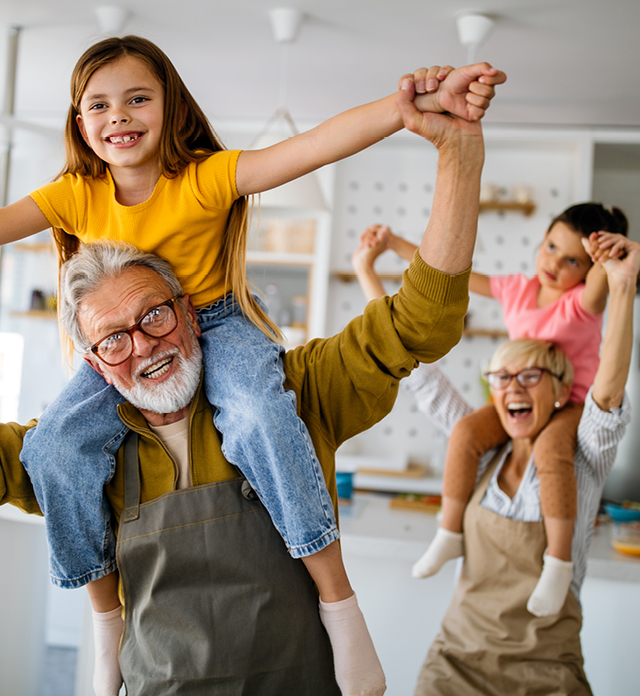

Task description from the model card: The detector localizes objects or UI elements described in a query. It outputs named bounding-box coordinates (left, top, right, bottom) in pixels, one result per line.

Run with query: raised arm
left=589, top=236, right=640, bottom=411
left=0, top=195, right=51, bottom=245
left=397, top=83, right=484, bottom=274
left=236, top=63, right=505, bottom=196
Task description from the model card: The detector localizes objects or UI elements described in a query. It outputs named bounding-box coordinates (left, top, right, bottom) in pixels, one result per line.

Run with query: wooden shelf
left=479, top=200, right=536, bottom=217
left=246, top=251, right=314, bottom=266
left=10, top=310, right=57, bottom=321
left=333, top=271, right=403, bottom=283
left=463, top=328, right=508, bottom=339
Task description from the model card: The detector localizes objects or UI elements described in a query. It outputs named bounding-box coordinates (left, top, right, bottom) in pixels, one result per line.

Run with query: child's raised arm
left=351, top=225, right=392, bottom=301
left=0, top=195, right=51, bottom=245
left=236, top=63, right=506, bottom=197
left=580, top=231, right=628, bottom=315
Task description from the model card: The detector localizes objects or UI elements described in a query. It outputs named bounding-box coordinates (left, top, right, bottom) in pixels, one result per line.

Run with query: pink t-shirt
left=490, top=274, right=603, bottom=403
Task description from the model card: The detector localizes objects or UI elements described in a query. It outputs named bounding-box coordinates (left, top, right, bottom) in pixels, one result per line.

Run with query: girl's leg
left=87, top=572, right=123, bottom=696
left=527, top=403, right=583, bottom=617
left=197, top=297, right=338, bottom=559
left=413, top=404, right=507, bottom=578
left=197, top=297, right=384, bottom=694
left=20, top=361, right=128, bottom=588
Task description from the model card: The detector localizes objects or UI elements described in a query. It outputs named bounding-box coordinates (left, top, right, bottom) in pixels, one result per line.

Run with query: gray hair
left=60, top=241, right=183, bottom=352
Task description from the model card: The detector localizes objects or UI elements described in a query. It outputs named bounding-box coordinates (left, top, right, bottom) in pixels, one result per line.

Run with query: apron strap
left=122, top=431, right=141, bottom=523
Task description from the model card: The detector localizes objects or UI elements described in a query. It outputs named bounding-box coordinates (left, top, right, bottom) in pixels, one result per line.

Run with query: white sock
left=319, top=594, right=386, bottom=696
left=527, top=554, right=574, bottom=617
left=411, top=528, right=464, bottom=579
left=92, top=606, right=124, bottom=696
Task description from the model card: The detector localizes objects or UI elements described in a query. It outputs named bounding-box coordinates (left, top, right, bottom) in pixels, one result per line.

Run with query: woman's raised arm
left=590, top=236, right=640, bottom=411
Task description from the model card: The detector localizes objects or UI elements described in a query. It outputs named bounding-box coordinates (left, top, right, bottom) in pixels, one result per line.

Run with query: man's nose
left=131, top=329, right=161, bottom=356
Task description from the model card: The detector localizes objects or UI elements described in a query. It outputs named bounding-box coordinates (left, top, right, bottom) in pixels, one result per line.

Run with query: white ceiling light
left=251, top=7, right=328, bottom=211
left=95, top=6, right=130, bottom=35
left=456, top=11, right=495, bottom=63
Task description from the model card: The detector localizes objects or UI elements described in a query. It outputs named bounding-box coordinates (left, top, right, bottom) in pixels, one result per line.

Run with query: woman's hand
left=583, top=232, right=640, bottom=284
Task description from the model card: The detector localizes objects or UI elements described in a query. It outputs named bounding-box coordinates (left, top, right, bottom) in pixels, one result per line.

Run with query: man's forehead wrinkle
left=79, top=268, right=172, bottom=342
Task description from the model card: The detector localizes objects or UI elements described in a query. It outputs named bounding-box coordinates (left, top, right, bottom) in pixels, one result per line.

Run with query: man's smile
left=140, top=356, right=174, bottom=380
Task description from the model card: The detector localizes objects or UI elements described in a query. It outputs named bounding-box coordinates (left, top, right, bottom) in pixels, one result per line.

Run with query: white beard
left=114, top=341, right=202, bottom=415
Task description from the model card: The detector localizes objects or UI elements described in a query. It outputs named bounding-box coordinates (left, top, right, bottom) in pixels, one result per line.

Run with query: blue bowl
left=336, top=472, right=354, bottom=501
left=605, top=503, right=640, bottom=523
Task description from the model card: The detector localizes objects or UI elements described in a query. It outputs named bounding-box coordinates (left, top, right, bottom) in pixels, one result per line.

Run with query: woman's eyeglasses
left=90, top=296, right=182, bottom=366
left=483, top=367, right=563, bottom=390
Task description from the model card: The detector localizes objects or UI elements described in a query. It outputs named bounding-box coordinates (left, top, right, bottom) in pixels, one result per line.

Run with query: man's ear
left=83, top=354, right=114, bottom=385
left=182, top=294, right=201, bottom=338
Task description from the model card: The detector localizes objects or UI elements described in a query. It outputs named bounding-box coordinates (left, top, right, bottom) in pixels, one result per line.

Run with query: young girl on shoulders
left=0, top=37, right=504, bottom=695
left=353, top=206, right=627, bottom=619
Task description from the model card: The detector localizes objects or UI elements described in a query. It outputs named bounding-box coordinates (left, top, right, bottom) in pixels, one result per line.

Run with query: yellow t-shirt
left=30, top=150, right=242, bottom=309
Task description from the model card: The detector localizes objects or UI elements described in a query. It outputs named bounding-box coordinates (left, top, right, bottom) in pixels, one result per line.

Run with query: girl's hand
left=400, top=63, right=506, bottom=122
left=398, top=66, right=454, bottom=96
left=397, top=79, right=485, bottom=156
left=595, top=231, right=629, bottom=260
left=352, top=225, right=392, bottom=273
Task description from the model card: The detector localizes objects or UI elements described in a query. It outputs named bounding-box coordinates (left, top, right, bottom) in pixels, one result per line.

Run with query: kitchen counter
left=339, top=492, right=640, bottom=696
left=340, top=492, right=640, bottom=582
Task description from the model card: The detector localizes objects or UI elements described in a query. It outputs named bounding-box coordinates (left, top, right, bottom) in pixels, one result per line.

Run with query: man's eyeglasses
left=90, top=296, right=182, bottom=366
left=483, top=367, right=564, bottom=390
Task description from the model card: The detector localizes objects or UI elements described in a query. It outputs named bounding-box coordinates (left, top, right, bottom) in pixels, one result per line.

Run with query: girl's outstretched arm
left=469, top=271, right=493, bottom=296
left=0, top=195, right=51, bottom=245
left=236, top=63, right=505, bottom=197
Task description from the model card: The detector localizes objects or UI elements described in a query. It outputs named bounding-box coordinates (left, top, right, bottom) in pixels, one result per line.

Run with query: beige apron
left=116, top=432, right=340, bottom=695
left=415, top=447, right=593, bottom=696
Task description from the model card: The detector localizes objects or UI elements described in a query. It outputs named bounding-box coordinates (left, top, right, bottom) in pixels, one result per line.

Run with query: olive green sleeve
left=284, top=254, right=470, bottom=449
left=0, top=420, right=42, bottom=516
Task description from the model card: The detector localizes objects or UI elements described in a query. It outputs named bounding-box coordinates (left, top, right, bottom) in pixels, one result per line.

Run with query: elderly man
left=1, top=88, right=485, bottom=694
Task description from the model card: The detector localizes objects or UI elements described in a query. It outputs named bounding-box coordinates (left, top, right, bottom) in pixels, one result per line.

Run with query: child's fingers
left=425, top=65, right=442, bottom=93
left=581, top=237, right=598, bottom=262
left=412, top=67, right=429, bottom=94
left=437, top=65, right=455, bottom=80
left=397, top=73, right=414, bottom=92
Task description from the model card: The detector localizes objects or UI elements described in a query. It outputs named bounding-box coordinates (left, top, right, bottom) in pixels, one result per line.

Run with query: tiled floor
left=42, top=646, right=77, bottom=696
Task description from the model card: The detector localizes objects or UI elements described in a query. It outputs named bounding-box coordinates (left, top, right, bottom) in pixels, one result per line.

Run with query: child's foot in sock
left=319, top=593, right=386, bottom=696
left=527, top=553, right=573, bottom=617
left=412, top=528, right=464, bottom=578
left=92, top=606, right=124, bottom=696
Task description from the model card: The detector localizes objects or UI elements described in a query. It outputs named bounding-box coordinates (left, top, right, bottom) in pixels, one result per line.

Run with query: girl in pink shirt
left=357, top=203, right=627, bottom=618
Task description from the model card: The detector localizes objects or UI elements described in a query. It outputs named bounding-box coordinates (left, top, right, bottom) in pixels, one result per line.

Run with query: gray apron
left=116, top=432, right=340, bottom=696
left=415, top=447, right=593, bottom=696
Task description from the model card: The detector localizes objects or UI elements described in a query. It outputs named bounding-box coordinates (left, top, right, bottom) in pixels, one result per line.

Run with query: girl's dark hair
left=548, top=203, right=628, bottom=239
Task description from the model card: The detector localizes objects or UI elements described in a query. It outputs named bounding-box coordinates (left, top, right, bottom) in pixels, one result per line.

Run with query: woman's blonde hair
left=53, top=35, right=278, bottom=359
left=488, top=338, right=574, bottom=397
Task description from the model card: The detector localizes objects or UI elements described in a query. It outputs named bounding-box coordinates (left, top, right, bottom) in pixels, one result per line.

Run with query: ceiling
left=1, top=0, right=640, bottom=136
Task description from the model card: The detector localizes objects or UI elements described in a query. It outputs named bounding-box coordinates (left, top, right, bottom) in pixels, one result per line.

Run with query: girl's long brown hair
left=55, top=35, right=279, bottom=358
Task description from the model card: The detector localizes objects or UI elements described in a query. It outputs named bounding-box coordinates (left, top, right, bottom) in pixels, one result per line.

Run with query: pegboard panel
left=331, top=141, right=439, bottom=274
left=327, top=136, right=580, bottom=468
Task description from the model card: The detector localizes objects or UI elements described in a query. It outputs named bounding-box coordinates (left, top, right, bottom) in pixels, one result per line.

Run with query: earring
left=554, top=401, right=561, bottom=408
